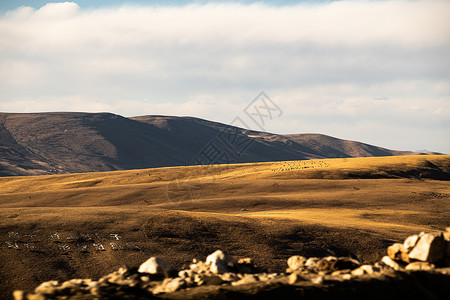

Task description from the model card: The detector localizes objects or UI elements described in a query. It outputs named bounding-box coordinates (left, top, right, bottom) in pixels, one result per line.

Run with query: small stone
left=219, top=272, right=239, bottom=282
left=206, top=250, right=237, bottom=274
left=257, top=273, right=279, bottom=281
left=35, top=281, right=59, bottom=294
left=237, top=257, right=258, bottom=273
left=331, top=270, right=351, bottom=276
left=351, top=265, right=379, bottom=276
left=304, top=257, right=320, bottom=270
left=13, top=290, right=25, bottom=300
left=316, top=257, right=338, bottom=273
left=138, top=257, right=174, bottom=275
left=153, top=278, right=186, bottom=294
left=342, top=274, right=352, bottom=280
left=400, top=251, right=411, bottom=263
left=311, top=275, right=324, bottom=284
left=178, top=270, right=196, bottom=279
left=403, top=235, right=420, bottom=250
left=408, top=233, right=445, bottom=263
left=443, top=231, right=450, bottom=242
left=287, top=256, right=306, bottom=272
left=381, top=256, right=400, bottom=270
left=231, top=274, right=259, bottom=286
left=165, top=278, right=186, bottom=292
left=405, top=261, right=435, bottom=271
left=25, top=294, right=46, bottom=300
left=351, top=268, right=365, bottom=276
left=288, top=272, right=304, bottom=284
left=387, top=243, right=407, bottom=260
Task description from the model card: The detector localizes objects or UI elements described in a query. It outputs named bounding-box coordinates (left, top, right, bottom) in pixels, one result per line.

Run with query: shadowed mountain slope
left=0, top=112, right=435, bottom=176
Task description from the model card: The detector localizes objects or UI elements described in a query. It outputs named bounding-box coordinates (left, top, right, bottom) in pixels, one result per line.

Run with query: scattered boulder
left=287, top=255, right=306, bottom=272
left=205, top=250, right=237, bottom=273
left=381, top=256, right=401, bottom=270
left=408, top=233, right=445, bottom=263
left=403, top=234, right=420, bottom=250
left=13, top=229, right=450, bottom=299
left=405, top=262, right=435, bottom=271
left=387, top=243, right=406, bottom=260
left=138, top=257, right=174, bottom=275
left=231, top=274, right=259, bottom=286
left=153, top=278, right=186, bottom=294
left=351, top=265, right=380, bottom=276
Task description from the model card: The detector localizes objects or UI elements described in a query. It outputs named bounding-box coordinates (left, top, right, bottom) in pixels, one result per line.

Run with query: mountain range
left=0, top=112, right=440, bottom=177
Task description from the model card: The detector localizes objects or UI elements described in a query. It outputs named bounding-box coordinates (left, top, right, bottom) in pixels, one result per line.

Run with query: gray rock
left=408, top=233, right=445, bottom=263
left=138, top=257, right=174, bottom=275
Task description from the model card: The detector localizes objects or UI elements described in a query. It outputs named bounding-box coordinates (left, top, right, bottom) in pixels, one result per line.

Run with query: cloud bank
left=0, top=1, right=449, bottom=152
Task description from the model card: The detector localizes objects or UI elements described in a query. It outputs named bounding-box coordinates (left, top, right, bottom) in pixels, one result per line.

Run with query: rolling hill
left=1, top=155, right=449, bottom=298
left=0, top=112, right=437, bottom=177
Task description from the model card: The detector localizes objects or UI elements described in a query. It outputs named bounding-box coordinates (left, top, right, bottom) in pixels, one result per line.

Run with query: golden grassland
left=0, top=155, right=449, bottom=298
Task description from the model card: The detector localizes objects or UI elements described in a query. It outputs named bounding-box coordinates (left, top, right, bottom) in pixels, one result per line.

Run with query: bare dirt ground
left=0, top=155, right=449, bottom=299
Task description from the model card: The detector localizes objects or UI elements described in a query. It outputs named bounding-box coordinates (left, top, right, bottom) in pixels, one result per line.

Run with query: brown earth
left=0, top=155, right=449, bottom=299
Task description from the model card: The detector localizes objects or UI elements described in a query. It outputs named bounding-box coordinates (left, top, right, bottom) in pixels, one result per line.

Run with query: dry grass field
left=0, top=155, right=449, bottom=298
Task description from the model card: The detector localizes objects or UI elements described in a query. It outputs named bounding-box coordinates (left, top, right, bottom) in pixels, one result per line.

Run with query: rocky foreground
left=14, top=229, right=450, bottom=300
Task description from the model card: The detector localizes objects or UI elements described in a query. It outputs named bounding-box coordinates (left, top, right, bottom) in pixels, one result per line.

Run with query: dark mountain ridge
left=0, top=112, right=437, bottom=176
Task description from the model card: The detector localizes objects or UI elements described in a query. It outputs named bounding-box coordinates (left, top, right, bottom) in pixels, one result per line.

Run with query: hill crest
left=0, top=112, right=440, bottom=176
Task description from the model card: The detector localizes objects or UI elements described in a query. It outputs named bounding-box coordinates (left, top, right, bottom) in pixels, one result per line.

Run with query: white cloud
left=0, top=1, right=449, bottom=153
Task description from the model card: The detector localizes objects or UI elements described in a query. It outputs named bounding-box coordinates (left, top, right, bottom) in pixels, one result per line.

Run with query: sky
left=0, top=0, right=449, bottom=153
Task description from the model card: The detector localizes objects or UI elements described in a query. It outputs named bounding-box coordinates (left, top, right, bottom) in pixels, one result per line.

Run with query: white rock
left=13, top=290, right=25, bottom=300
left=231, top=274, right=259, bottom=286
left=408, top=233, right=445, bottom=263
left=381, top=256, right=400, bottom=270
left=351, top=265, right=379, bottom=276
left=403, top=235, right=420, bottom=250
left=206, top=250, right=237, bottom=273
left=35, top=281, right=59, bottom=294
left=351, top=268, right=365, bottom=276
left=311, top=276, right=324, bottom=284
left=138, top=257, right=173, bottom=274
left=165, top=278, right=186, bottom=292
left=153, top=278, right=186, bottom=294
left=304, top=257, right=320, bottom=269
left=405, top=261, right=435, bottom=271
left=287, top=256, right=306, bottom=272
